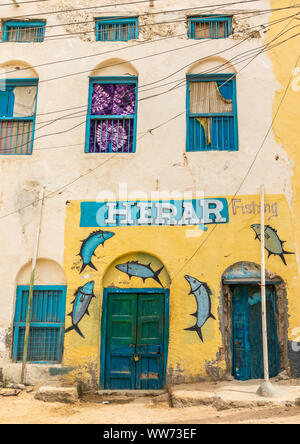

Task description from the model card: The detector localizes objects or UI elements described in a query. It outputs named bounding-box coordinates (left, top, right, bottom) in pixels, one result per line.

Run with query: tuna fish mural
left=65, top=281, right=95, bottom=338
left=115, top=261, right=164, bottom=287
left=79, top=230, right=115, bottom=273
left=250, top=224, right=294, bottom=265
left=184, top=275, right=215, bottom=342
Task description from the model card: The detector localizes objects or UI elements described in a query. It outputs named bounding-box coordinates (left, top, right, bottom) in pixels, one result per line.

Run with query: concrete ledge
left=96, top=390, right=165, bottom=397
left=171, top=390, right=215, bottom=408
left=170, top=382, right=300, bottom=409
left=34, top=385, right=79, bottom=404
left=3, top=363, right=65, bottom=385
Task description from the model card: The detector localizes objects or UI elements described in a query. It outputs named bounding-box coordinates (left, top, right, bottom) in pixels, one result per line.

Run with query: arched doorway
left=100, top=252, right=170, bottom=390
left=221, top=262, right=288, bottom=381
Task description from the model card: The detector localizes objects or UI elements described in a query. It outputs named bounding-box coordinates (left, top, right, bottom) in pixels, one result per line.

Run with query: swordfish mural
left=115, top=261, right=164, bottom=287
left=184, top=275, right=216, bottom=342
left=250, top=224, right=294, bottom=265
left=65, top=281, right=96, bottom=338
left=78, top=229, right=115, bottom=273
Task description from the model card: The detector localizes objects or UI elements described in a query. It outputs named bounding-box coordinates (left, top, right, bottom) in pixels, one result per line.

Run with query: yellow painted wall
left=268, top=1, right=300, bottom=341
left=63, top=195, right=295, bottom=387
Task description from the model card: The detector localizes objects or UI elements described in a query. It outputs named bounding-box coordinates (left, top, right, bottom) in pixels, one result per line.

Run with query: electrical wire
left=0, top=19, right=299, bottom=155
left=0, top=17, right=298, bottom=221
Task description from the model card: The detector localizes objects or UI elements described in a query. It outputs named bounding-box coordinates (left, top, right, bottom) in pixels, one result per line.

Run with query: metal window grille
left=0, top=119, right=34, bottom=154
left=96, top=18, right=138, bottom=41
left=188, top=116, right=235, bottom=151
left=3, top=21, right=46, bottom=42
left=189, top=17, right=232, bottom=39
left=89, top=117, right=135, bottom=153
left=13, top=286, right=67, bottom=363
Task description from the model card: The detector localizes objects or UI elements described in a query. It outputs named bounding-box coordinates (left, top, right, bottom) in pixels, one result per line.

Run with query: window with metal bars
left=0, top=78, right=38, bottom=155
left=186, top=74, right=238, bottom=152
left=188, top=16, right=232, bottom=39
left=2, top=21, right=46, bottom=42
left=86, top=76, right=138, bottom=153
left=95, top=17, right=138, bottom=41
left=13, top=286, right=67, bottom=363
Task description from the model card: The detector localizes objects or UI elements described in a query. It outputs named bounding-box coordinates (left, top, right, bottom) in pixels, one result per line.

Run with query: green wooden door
left=104, top=291, right=165, bottom=389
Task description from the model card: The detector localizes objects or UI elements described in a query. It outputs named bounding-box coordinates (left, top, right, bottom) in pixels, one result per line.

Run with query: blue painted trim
left=95, top=17, right=139, bottom=41
left=2, top=21, right=46, bottom=42
left=13, top=285, right=67, bottom=364
left=100, top=288, right=169, bottom=389
left=85, top=76, right=138, bottom=154
left=188, top=16, right=232, bottom=39
left=186, top=74, right=238, bottom=152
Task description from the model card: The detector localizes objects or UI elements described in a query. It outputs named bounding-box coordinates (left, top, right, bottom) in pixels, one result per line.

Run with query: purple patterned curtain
left=89, top=83, right=136, bottom=153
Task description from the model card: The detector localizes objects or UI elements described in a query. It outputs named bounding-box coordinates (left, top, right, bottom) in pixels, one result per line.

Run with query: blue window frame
left=95, top=17, right=138, bottom=41
left=86, top=76, right=138, bottom=153
left=186, top=74, right=238, bottom=152
left=13, top=286, right=67, bottom=363
left=188, top=16, right=232, bottom=39
left=0, top=78, right=38, bottom=155
left=2, top=20, right=46, bottom=42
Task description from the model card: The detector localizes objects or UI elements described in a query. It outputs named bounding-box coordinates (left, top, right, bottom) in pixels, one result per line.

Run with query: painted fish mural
left=115, top=261, right=164, bottom=287
left=184, top=275, right=216, bottom=342
left=250, top=224, right=294, bottom=265
left=79, top=230, right=115, bottom=273
left=65, top=281, right=95, bottom=338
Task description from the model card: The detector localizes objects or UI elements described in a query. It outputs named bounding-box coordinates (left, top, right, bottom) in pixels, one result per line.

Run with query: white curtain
left=13, top=86, right=37, bottom=117
left=189, top=82, right=232, bottom=114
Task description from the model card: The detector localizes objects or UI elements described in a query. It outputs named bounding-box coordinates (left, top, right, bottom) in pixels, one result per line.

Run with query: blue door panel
left=232, top=285, right=280, bottom=380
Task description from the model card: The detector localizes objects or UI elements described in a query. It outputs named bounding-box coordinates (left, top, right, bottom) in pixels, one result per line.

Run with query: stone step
left=81, top=390, right=168, bottom=405
left=34, top=385, right=79, bottom=404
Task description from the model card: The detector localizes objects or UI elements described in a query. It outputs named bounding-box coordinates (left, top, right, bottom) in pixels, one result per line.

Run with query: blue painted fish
left=65, top=281, right=95, bottom=338
left=115, top=261, right=164, bottom=287
left=79, top=230, right=115, bottom=273
left=184, top=275, right=215, bottom=342
left=250, top=224, right=294, bottom=266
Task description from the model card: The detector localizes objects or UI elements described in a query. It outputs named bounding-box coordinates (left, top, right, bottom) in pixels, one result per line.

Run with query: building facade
left=0, top=0, right=299, bottom=389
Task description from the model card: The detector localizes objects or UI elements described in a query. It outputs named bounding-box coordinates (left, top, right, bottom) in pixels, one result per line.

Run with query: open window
left=0, top=78, right=38, bottom=155
left=186, top=74, right=238, bottom=151
left=86, top=76, right=138, bottom=153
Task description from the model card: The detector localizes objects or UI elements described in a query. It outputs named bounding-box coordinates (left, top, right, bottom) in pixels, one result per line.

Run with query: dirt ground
left=0, top=389, right=300, bottom=424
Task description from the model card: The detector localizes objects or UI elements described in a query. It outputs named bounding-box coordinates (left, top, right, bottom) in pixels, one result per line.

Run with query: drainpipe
left=21, top=188, right=45, bottom=384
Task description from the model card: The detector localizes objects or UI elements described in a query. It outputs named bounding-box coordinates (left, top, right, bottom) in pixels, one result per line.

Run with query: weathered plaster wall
left=268, top=0, right=300, bottom=377
left=0, top=0, right=299, bottom=384
left=62, top=195, right=296, bottom=387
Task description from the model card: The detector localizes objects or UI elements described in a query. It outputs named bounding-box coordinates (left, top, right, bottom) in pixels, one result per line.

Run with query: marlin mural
left=65, top=281, right=95, bottom=338
left=250, top=224, right=294, bottom=266
left=184, top=275, right=215, bottom=342
left=115, top=261, right=164, bottom=287
left=79, top=230, right=115, bottom=273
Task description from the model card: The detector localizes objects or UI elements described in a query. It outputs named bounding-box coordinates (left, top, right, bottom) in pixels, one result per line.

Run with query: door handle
left=134, top=356, right=139, bottom=362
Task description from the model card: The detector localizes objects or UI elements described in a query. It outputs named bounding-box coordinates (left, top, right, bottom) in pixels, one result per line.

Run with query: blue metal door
left=232, top=285, right=280, bottom=380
